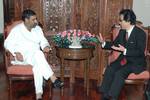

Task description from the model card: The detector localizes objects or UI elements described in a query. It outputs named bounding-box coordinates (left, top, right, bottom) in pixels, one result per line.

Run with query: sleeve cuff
left=101, top=42, right=106, bottom=48
left=41, top=43, right=50, bottom=50
left=123, top=49, right=127, bottom=55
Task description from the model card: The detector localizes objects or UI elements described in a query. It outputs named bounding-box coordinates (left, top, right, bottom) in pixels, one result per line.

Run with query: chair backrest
left=143, top=27, right=149, bottom=56
left=108, top=24, right=121, bottom=64
left=4, top=20, right=22, bottom=39
left=4, top=20, right=22, bottom=68
left=4, top=20, right=34, bottom=77
left=110, top=24, right=121, bottom=40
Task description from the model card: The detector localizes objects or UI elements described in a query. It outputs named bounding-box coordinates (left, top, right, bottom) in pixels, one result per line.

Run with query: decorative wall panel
left=43, top=0, right=74, bottom=35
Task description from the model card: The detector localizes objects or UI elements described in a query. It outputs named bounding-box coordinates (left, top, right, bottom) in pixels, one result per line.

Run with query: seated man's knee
left=114, top=70, right=128, bottom=79
left=104, top=67, right=115, bottom=76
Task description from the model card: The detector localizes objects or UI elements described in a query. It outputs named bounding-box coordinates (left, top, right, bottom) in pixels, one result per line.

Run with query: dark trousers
left=99, top=61, right=133, bottom=99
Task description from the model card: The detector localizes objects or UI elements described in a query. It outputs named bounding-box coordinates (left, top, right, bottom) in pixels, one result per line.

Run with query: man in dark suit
left=98, top=9, right=147, bottom=100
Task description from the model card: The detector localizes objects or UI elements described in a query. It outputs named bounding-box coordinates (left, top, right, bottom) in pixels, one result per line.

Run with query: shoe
left=101, top=96, right=109, bottom=100
left=110, top=98, right=117, bottom=100
left=53, top=79, right=64, bottom=88
left=36, top=93, right=42, bottom=100
left=101, top=94, right=109, bottom=100
left=101, top=97, right=109, bottom=100
left=110, top=97, right=118, bottom=100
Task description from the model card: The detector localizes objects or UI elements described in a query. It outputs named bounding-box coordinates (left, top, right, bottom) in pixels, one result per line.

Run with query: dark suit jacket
left=104, top=26, right=147, bottom=74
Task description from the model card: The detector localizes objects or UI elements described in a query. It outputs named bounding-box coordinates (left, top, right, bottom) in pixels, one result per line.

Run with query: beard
left=32, top=23, right=38, bottom=28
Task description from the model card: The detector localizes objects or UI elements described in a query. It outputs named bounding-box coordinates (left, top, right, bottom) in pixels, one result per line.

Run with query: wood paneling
left=13, top=0, right=43, bottom=23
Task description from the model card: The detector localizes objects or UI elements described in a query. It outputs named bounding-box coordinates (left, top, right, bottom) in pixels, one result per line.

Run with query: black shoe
left=110, top=98, right=117, bottom=100
left=110, top=97, right=118, bottom=100
left=53, top=79, right=64, bottom=88
left=101, top=97, right=109, bottom=100
left=101, top=94, right=109, bottom=100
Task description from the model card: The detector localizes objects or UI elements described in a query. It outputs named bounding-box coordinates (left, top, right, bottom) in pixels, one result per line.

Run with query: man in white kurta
left=4, top=9, right=63, bottom=100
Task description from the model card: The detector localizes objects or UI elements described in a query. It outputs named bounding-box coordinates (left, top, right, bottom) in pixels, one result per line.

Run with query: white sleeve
left=4, top=29, right=19, bottom=56
left=101, top=42, right=106, bottom=48
left=38, top=27, right=50, bottom=50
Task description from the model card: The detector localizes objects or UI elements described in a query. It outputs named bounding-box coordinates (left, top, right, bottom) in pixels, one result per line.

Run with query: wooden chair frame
left=4, top=50, right=51, bottom=100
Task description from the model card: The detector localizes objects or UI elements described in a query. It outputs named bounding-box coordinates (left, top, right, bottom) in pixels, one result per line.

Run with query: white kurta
left=4, top=22, right=54, bottom=94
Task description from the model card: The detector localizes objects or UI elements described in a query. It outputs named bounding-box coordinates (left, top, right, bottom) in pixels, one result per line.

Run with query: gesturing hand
left=96, top=33, right=104, bottom=43
left=14, top=52, right=23, bottom=61
left=43, top=46, right=52, bottom=53
left=111, top=44, right=126, bottom=52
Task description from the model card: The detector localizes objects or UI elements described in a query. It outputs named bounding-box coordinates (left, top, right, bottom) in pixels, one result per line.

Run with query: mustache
left=34, top=22, right=38, bottom=26
left=32, top=22, right=38, bottom=27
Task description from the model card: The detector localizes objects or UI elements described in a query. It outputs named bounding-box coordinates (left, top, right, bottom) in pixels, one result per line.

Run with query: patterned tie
left=126, top=32, right=128, bottom=41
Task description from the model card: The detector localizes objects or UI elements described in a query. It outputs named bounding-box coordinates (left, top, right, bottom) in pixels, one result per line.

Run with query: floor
left=0, top=48, right=102, bottom=100
left=0, top=47, right=146, bottom=100
left=0, top=70, right=101, bottom=100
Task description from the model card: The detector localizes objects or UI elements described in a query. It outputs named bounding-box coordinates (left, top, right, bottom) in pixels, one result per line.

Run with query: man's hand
left=43, top=46, right=52, bottom=53
left=111, top=44, right=125, bottom=52
left=14, top=52, right=23, bottom=61
left=96, top=33, right=105, bottom=43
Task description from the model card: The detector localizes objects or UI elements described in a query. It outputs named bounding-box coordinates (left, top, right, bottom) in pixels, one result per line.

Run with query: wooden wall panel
left=7, top=0, right=43, bottom=23
left=99, top=0, right=133, bottom=35
left=71, top=0, right=101, bottom=80
left=42, top=0, right=74, bottom=35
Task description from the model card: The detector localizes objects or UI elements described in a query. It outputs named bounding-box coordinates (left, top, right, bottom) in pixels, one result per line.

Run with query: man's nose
left=34, top=20, right=38, bottom=24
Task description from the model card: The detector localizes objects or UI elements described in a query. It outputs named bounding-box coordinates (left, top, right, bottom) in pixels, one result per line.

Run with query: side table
left=56, top=47, right=94, bottom=95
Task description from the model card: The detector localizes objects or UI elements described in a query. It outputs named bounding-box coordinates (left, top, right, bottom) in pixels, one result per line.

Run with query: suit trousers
left=99, top=61, right=133, bottom=99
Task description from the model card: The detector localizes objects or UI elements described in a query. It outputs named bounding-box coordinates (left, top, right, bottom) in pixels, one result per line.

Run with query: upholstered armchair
left=4, top=21, right=52, bottom=100
left=107, top=26, right=150, bottom=100
left=4, top=49, right=51, bottom=100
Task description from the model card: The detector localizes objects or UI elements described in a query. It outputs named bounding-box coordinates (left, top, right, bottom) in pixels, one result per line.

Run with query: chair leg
left=48, top=79, right=52, bottom=99
left=120, top=87, right=127, bottom=100
left=123, top=84, right=145, bottom=100
left=9, top=80, right=13, bottom=100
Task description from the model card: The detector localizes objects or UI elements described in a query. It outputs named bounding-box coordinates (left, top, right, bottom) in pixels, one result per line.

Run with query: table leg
left=60, top=58, right=64, bottom=95
left=70, top=61, right=75, bottom=84
left=84, top=60, right=87, bottom=88
left=60, top=58, right=64, bottom=82
left=84, top=59, right=90, bottom=95
left=87, top=58, right=90, bottom=95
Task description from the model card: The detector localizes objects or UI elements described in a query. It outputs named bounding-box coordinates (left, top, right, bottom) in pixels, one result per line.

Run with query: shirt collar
left=126, top=25, right=135, bottom=37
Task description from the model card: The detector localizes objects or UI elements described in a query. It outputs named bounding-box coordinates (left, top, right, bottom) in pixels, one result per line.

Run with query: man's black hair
left=22, top=9, right=36, bottom=21
left=119, top=9, right=136, bottom=25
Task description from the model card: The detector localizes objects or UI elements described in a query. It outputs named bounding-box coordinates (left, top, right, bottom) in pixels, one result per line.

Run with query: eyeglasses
left=115, top=24, right=121, bottom=28
left=119, top=19, right=124, bottom=22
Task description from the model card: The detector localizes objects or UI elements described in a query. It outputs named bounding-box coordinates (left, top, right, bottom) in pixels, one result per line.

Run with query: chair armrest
left=146, top=52, right=150, bottom=72
left=4, top=49, right=51, bottom=69
left=43, top=50, right=53, bottom=64
left=4, top=50, right=15, bottom=69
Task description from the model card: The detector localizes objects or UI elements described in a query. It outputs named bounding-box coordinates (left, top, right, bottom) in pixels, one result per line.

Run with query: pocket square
left=130, top=41, right=134, bottom=43
left=120, top=58, right=127, bottom=66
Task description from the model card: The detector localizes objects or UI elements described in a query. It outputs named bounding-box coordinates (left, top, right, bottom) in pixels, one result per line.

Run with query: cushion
left=127, top=71, right=150, bottom=80
left=7, top=65, right=33, bottom=75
